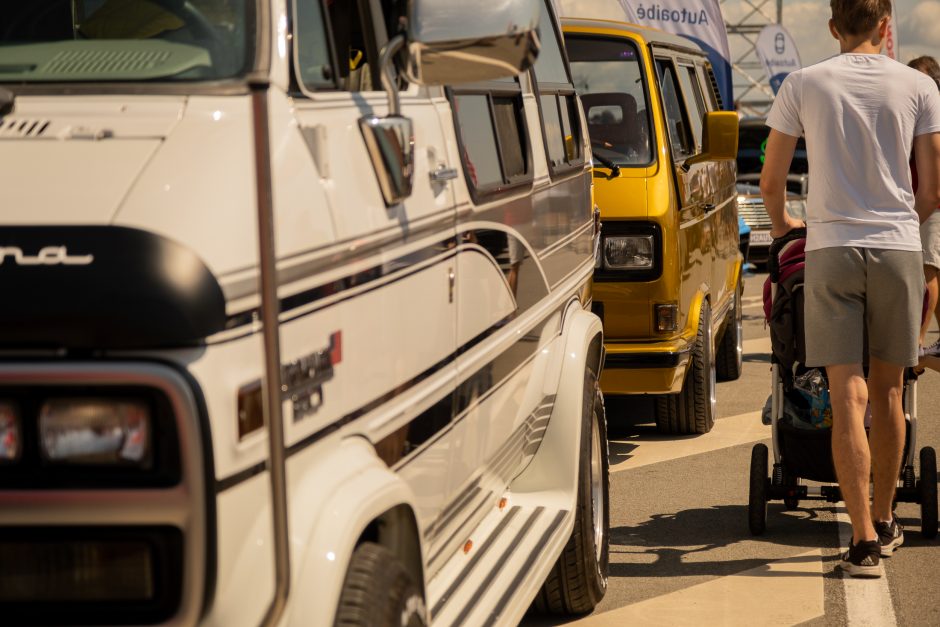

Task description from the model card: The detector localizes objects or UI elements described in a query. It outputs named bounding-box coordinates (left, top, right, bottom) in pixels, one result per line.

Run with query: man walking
left=760, top=0, right=940, bottom=578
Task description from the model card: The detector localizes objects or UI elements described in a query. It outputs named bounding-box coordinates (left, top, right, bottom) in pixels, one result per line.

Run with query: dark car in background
left=736, top=118, right=808, bottom=266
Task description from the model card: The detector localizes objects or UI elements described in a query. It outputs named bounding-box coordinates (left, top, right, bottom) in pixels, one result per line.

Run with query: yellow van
left=562, top=19, right=742, bottom=434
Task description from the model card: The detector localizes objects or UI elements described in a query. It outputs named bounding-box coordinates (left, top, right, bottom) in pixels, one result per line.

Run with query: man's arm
left=914, top=132, right=940, bottom=224
left=760, top=129, right=803, bottom=238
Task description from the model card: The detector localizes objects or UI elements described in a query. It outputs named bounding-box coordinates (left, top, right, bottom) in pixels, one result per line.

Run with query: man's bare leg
left=828, top=363, right=876, bottom=544
left=867, top=357, right=906, bottom=523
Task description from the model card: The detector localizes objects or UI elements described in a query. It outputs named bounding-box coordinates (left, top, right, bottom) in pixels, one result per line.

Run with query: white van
left=0, top=0, right=608, bottom=625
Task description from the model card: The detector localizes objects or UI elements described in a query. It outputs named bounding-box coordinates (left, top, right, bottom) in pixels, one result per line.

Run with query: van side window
left=532, top=0, right=584, bottom=174
left=293, top=0, right=336, bottom=90
left=677, top=64, right=707, bottom=153
left=451, top=78, right=532, bottom=197
left=294, top=0, right=406, bottom=92
left=655, top=59, right=693, bottom=159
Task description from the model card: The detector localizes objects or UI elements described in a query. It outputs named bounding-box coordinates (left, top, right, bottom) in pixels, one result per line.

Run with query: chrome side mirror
left=359, top=114, right=414, bottom=206
left=405, top=0, right=541, bottom=85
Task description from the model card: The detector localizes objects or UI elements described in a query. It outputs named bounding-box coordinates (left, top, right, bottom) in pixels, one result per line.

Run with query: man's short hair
left=829, top=0, right=892, bottom=37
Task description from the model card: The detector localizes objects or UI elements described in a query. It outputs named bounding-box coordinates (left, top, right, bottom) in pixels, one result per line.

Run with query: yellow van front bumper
left=600, top=338, right=692, bottom=395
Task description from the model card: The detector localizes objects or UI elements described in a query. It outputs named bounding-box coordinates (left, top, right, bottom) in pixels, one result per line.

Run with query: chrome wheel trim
left=590, top=406, right=605, bottom=564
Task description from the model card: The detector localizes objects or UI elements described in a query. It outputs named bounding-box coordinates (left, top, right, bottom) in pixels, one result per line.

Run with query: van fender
left=512, top=302, right=603, bottom=500
left=287, top=436, right=423, bottom=627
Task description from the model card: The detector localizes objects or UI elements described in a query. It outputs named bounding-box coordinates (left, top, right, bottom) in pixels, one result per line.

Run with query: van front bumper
left=600, top=339, right=691, bottom=395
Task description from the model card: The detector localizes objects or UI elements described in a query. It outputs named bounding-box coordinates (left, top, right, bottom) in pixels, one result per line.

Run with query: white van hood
left=0, top=97, right=184, bottom=225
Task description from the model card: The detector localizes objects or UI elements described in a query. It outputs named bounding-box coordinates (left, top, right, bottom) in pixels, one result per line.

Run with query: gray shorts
left=922, top=211, right=940, bottom=271
left=805, top=247, right=924, bottom=368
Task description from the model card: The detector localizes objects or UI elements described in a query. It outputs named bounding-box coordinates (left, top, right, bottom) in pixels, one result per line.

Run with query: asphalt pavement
left=525, top=269, right=940, bottom=626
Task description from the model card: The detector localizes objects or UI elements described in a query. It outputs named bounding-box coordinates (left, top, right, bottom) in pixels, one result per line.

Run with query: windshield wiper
left=592, top=152, right=621, bottom=179
left=0, top=87, right=14, bottom=117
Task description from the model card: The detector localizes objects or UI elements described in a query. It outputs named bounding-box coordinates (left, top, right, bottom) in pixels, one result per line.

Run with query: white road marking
left=743, top=336, right=772, bottom=355
left=609, top=411, right=768, bottom=473
left=835, top=507, right=898, bottom=627
left=571, top=550, right=825, bottom=626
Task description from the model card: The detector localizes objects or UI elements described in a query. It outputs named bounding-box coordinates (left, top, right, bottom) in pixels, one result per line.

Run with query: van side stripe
left=214, top=300, right=567, bottom=493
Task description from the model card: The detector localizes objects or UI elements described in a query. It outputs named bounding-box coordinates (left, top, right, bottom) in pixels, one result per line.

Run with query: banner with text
left=884, top=1, right=899, bottom=60
left=755, top=25, right=801, bottom=94
left=558, top=0, right=734, bottom=109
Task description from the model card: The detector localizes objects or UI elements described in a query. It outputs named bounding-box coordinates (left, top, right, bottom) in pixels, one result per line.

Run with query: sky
left=722, top=0, right=939, bottom=65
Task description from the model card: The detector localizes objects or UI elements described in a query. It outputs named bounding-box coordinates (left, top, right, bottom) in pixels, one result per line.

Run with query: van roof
left=561, top=17, right=705, bottom=57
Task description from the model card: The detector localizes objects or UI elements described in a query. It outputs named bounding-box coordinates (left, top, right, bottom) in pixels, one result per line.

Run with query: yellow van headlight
left=603, top=235, right=654, bottom=270
left=39, top=399, right=151, bottom=467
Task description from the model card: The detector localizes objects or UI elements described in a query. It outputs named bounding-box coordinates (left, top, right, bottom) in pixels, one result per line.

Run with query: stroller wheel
left=918, top=447, right=938, bottom=539
left=749, top=443, right=769, bottom=535
left=784, top=472, right=801, bottom=510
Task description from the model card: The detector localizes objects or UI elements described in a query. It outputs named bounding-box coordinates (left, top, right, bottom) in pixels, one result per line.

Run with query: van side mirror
left=360, top=0, right=541, bottom=206
left=405, top=0, right=541, bottom=85
left=683, top=112, right=739, bottom=170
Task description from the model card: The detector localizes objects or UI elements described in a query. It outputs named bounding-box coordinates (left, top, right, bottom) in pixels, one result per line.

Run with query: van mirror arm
left=358, top=35, right=415, bottom=206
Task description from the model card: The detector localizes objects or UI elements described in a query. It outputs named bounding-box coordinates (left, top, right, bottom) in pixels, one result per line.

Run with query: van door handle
left=430, top=166, right=459, bottom=183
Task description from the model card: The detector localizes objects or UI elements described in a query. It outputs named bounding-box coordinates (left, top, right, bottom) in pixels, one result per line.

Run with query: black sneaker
left=838, top=540, right=881, bottom=578
left=875, top=517, right=904, bottom=556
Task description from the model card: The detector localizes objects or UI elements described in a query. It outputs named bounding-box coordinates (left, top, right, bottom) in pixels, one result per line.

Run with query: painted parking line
left=742, top=336, right=772, bottom=355
left=835, top=507, right=898, bottom=627
left=571, top=549, right=825, bottom=626
left=609, top=410, right=768, bottom=473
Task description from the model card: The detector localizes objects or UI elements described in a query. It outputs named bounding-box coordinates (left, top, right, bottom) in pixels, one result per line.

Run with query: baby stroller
left=748, top=228, right=938, bottom=537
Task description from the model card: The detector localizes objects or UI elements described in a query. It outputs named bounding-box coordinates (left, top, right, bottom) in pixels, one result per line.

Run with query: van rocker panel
left=0, top=226, right=226, bottom=349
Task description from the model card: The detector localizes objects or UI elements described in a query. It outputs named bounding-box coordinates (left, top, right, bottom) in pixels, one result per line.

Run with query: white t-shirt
left=767, top=54, right=940, bottom=252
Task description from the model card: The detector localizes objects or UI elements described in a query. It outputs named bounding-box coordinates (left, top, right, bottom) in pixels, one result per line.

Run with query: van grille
left=738, top=199, right=772, bottom=230
left=45, top=49, right=171, bottom=75
left=0, top=118, right=51, bottom=138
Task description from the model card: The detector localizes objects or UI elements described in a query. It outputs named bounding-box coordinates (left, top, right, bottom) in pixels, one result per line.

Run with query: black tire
left=716, top=282, right=744, bottom=382
left=534, top=369, right=609, bottom=615
left=783, top=472, right=800, bottom=510
left=654, top=301, right=717, bottom=434
left=749, top=443, right=769, bottom=536
left=335, top=542, right=427, bottom=627
left=919, top=447, right=938, bottom=540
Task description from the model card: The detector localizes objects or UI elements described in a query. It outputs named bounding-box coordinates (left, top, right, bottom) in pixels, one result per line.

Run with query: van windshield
left=0, top=0, right=254, bottom=83
left=566, top=36, right=653, bottom=167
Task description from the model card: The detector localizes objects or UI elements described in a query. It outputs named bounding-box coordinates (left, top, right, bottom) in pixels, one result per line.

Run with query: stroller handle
left=768, top=227, right=807, bottom=283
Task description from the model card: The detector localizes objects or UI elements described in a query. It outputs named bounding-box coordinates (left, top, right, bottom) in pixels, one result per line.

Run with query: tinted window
left=532, top=1, right=569, bottom=85
left=677, top=64, right=707, bottom=152
left=532, top=0, right=584, bottom=175
left=493, top=99, right=527, bottom=180
left=456, top=95, right=503, bottom=189
left=567, top=36, right=653, bottom=167
left=294, top=0, right=335, bottom=90
left=452, top=79, right=532, bottom=196
left=656, top=59, right=693, bottom=159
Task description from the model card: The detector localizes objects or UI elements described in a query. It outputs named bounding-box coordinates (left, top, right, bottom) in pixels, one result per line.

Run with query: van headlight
left=39, top=399, right=151, bottom=467
left=0, top=402, right=21, bottom=462
left=603, top=235, right=654, bottom=270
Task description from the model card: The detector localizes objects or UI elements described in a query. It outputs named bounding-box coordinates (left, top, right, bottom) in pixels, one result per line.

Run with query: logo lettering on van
left=0, top=246, right=94, bottom=266
left=282, top=331, right=342, bottom=421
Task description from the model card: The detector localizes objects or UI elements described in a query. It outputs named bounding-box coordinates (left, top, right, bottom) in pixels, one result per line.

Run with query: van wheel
left=716, top=282, right=743, bottom=381
left=335, top=542, right=427, bottom=627
left=534, top=369, right=609, bottom=615
left=654, top=301, right=717, bottom=434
